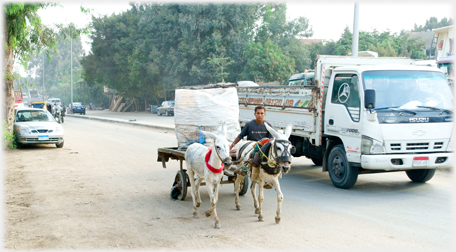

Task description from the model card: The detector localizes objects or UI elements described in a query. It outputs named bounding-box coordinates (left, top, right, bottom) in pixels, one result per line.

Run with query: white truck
left=237, top=55, right=453, bottom=189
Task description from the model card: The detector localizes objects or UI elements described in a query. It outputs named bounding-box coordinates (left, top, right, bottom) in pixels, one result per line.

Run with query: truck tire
left=310, top=157, right=323, bottom=166
left=406, top=169, right=436, bottom=182
left=328, top=144, right=358, bottom=189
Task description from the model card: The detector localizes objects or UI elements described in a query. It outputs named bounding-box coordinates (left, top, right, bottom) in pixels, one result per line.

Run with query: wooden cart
left=157, top=147, right=249, bottom=200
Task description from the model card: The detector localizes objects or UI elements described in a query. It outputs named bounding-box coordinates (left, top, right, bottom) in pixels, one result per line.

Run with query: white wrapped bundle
left=174, top=87, right=240, bottom=147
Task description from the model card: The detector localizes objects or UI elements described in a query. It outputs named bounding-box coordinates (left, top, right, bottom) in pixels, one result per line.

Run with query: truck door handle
left=329, top=119, right=334, bottom=125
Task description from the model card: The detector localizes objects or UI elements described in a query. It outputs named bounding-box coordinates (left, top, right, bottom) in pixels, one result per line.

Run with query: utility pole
left=352, top=2, right=360, bottom=57
left=70, top=37, right=73, bottom=113
left=42, top=53, right=45, bottom=100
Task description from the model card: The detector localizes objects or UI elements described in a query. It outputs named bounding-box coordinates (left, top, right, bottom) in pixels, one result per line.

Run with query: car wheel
left=56, top=141, right=64, bottom=148
left=328, top=144, right=358, bottom=189
left=157, top=111, right=161, bottom=116
left=166, top=110, right=169, bottom=116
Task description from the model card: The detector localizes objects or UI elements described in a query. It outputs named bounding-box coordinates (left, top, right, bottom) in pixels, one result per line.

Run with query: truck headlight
left=361, top=136, right=385, bottom=154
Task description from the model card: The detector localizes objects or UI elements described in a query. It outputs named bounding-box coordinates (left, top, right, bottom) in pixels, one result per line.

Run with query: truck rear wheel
left=328, top=144, right=358, bottom=189
left=406, top=169, right=436, bottom=182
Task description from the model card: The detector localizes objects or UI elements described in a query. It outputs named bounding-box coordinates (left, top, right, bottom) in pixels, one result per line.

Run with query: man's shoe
left=263, top=182, right=273, bottom=189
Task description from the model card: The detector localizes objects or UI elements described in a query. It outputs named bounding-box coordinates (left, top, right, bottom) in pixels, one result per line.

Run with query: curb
left=65, top=114, right=175, bottom=131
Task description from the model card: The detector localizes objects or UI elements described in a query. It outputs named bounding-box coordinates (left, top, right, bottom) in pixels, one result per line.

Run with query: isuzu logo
left=412, top=130, right=426, bottom=136
left=409, top=117, right=429, bottom=123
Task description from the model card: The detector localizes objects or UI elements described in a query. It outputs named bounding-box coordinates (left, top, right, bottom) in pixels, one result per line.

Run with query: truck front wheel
left=328, top=144, right=358, bottom=189
left=406, top=169, right=436, bottom=182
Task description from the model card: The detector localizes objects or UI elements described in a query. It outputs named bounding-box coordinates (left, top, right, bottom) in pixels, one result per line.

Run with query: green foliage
left=82, top=3, right=312, bottom=101
left=3, top=120, right=16, bottom=149
left=242, top=38, right=295, bottom=84
left=207, top=47, right=234, bottom=83
left=413, top=17, right=453, bottom=32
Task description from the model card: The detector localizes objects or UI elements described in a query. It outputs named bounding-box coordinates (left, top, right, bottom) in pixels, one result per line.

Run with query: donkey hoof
left=236, top=205, right=241, bottom=210
left=275, top=217, right=281, bottom=224
left=196, top=202, right=201, bottom=207
left=258, top=216, right=264, bottom=222
left=193, top=212, right=198, bottom=218
left=215, top=223, right=221, bottom=229
left=205, top=210, right=212, bottom=217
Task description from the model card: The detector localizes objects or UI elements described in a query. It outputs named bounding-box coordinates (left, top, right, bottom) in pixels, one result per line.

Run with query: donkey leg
left=257, top=178, right=265, bottom=222
left=274, top=178, right=283, bottom=224
left=250, top=166, right=260, bottom=215
left=212, top=181, right=221, bottom=229
left=195, top=177, right=203, bottom=207
left=250, top=179, right=259, bottom=215
left=187, top=168, right=199, bottom=218
left=234, top=175, right=243, bottom=210
left=205, top=178, right=216, bottom=218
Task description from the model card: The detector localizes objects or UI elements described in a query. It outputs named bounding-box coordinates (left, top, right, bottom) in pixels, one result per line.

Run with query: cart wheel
left=239, top=175, right=249, bottom=196
left=170, top=170, right=188, bottom=200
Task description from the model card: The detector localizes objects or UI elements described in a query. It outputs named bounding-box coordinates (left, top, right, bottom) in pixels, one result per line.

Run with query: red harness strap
left=205, top=148, right=224, bottom=173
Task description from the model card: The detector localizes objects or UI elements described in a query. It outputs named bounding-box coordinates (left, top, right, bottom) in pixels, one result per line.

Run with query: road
left=3, top=115, right=454, bottom=250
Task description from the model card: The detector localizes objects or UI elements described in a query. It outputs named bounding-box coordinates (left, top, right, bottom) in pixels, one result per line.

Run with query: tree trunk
left=4, top=46, right=16, bottom=132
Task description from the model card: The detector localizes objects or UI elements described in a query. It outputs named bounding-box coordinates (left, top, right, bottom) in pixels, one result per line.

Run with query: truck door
left=325, top=73, right=362, bottom=162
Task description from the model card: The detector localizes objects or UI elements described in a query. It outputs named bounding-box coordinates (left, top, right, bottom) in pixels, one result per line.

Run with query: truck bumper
left=361, top=152, right=453, bottom=171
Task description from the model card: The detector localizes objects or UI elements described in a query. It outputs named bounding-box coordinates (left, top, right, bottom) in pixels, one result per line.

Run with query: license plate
left=412, top=156, right=429, bottom=167
left=38, top=135, right=49, bottom=140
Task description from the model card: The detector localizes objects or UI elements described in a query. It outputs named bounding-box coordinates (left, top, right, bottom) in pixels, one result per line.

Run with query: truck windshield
left=363, top=70, right=453, bottom=112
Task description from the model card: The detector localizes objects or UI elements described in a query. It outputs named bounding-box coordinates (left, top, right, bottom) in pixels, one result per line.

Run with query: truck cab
left=323, top=65, right=453, bottom=188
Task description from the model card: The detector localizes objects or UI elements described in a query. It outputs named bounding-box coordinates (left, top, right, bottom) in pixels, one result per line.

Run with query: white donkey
left=185, top=123, right=232, bottom=229
left=234, top=123, right=293, bottom=224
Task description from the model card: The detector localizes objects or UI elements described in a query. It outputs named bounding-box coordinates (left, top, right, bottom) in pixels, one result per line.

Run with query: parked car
left=14, top=108, right=64, bottom=148
left=157, top=101, right=175, bottom=116
left=72, top=102, right=86, bottom=115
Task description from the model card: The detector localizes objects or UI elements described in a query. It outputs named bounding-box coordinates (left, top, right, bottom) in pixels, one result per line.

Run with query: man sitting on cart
left=230, top=105, right=274, bottom=189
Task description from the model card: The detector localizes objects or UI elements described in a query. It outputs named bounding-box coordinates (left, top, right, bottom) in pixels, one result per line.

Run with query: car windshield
left=74, top=103, right=82, bottom=106
left=16, top=110, right=54, bottom=122
left=31, top=103, right=45, bottom=109
left=170, top=101, right=175, bottom=106
left=363, top=70, right=453, bottom=111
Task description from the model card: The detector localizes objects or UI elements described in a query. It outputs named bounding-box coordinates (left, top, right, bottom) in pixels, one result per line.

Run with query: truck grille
left=387, top=141, right=448, bottom=152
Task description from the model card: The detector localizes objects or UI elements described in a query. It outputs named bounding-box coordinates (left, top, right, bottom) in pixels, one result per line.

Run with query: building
left=432, top=25, right=454, bottom=81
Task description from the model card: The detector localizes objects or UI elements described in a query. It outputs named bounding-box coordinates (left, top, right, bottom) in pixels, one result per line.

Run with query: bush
left=3, top=120, right=16, bottom=149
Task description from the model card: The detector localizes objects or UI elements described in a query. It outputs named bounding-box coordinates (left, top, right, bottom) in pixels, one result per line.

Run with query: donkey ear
left=284, top=123, right=292, bottom=138
left=264, top=123, right=279, bottom=139
left=200, top=130, right=217, bottom=140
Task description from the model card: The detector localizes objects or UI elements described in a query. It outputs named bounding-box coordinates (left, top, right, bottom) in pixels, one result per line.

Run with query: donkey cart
left=157, top=147, right=249, bottom=200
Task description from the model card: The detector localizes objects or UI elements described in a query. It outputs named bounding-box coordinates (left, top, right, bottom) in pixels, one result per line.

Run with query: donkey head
left=265, top=123, right=294, bottom=174
left=199, top=122, right=232, bottom=169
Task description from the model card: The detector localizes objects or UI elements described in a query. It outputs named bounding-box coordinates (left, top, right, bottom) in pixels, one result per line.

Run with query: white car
left=48, top=97, right=62, bottom=106
left=14, top=108, right=64, bottom=148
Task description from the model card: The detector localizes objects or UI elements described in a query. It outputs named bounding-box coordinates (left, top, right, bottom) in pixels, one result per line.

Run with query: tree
left=413, top=17, right=453, bottom=32
left=207, top=47, right=234, bottom=83
left=3, top=3, right=88, bottom=131
left=242, top=38, right=295, bottom=84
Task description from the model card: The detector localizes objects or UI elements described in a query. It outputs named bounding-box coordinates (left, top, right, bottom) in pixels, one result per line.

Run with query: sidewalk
left=65, top=109, right=175, bottom=131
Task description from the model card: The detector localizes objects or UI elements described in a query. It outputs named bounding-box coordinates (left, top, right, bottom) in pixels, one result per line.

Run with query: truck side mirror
left=364, top=89, right=376, bottom=110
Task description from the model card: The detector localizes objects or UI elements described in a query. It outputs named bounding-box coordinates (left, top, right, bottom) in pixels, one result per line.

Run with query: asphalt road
left=4, top=116, right=454, bottom=250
